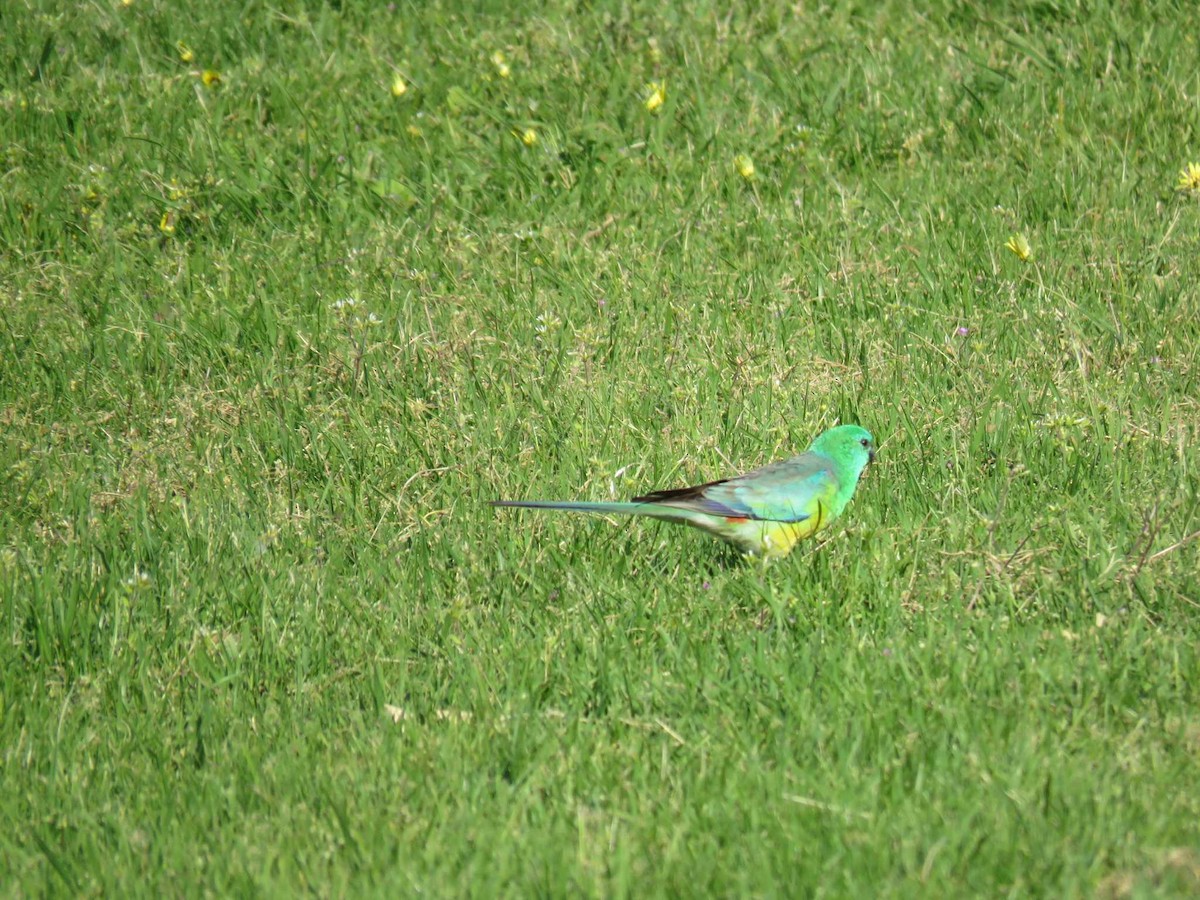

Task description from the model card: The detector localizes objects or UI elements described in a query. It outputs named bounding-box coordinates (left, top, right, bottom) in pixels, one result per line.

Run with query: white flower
left=534, top=312, right=560, bottom=334
left=123, top=568, right=152, bottom=590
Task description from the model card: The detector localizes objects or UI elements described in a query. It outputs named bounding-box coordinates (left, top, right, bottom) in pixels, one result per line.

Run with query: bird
left=492, top=424, right=875, bottom=560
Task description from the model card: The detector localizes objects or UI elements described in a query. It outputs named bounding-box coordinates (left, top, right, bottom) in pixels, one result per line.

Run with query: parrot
left=492, top=424, right=875, bottom=560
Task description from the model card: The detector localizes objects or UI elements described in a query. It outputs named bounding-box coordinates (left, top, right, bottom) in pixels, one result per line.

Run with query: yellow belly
left=693, top=515, right=826, bottom=560
left=746, top=519, right=819, bottom=559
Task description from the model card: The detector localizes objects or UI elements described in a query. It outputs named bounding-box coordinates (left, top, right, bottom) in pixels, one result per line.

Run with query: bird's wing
left=634, top=453, right=840, bottom=523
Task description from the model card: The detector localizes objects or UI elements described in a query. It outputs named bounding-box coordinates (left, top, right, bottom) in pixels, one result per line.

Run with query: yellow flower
left=1177, top=162, right=1200, bottom=194
left=644, top=81, right=666, bottom=113
left=734, top=154, right=755, bottom=180
left=490, top=50, right=510, bottom=79
left=176, top=41, right=194, bottom=63
left=1004, top=232, right=1032, bottom=261
left=159, top=210, right=176, bottom=235
left=201, top=69, right=221, bottom=87
left=516, top=128, right=538, bottom=147
left=391, top=73, right=408, bottom=97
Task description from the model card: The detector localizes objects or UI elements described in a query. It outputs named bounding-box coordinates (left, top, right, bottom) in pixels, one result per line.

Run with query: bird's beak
left=868, top=449, right=876, bottom=464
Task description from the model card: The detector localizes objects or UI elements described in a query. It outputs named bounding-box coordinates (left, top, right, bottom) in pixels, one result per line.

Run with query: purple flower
left=956, top=326, right=970, bottom=337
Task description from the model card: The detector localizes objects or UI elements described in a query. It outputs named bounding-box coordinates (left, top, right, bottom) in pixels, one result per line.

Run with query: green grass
left=3, top=0, right=1200, bottom=894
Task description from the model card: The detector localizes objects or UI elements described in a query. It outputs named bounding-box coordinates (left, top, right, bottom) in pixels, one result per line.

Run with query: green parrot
left=492, top=424, right=875, bottom=560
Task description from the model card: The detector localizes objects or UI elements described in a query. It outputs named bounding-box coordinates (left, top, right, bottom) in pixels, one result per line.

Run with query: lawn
left=2, top=0, right=1199, bottom=895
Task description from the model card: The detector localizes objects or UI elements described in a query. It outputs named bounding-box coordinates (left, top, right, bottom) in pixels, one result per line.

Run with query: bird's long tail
left=491, top=499, right=703, bottom=525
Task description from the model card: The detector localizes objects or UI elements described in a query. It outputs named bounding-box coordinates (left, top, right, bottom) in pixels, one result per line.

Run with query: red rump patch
left=724, top=516, right=750, bottom=524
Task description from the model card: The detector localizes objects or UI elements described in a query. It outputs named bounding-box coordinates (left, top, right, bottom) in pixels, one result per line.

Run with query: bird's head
left=808, top=424, right=876, bottom=473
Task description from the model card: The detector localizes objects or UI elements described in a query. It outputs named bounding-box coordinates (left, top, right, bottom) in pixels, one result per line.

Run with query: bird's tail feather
left=491, top=499, right=703, bottom=524
left=492, top=499, right=651, bottom=515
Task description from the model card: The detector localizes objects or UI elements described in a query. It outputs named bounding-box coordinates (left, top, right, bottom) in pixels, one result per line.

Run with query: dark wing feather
left=631, top=455, right=837, bottom=523
left=632, top=478, right=748, bottom=519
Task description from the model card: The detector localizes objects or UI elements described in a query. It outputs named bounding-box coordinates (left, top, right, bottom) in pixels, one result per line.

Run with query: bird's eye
left=860, top=438, right=870, bottom=447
